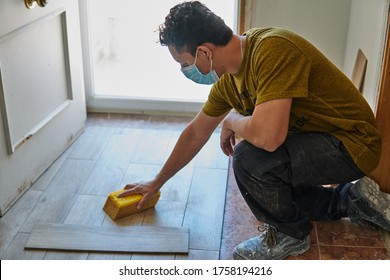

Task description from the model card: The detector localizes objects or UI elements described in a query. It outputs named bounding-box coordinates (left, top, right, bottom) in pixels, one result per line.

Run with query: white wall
left=249, top=0, right=390, bottom=112
left=249, top=0, right=351, bottom=69
left=343, top=0, right=390, bottom=111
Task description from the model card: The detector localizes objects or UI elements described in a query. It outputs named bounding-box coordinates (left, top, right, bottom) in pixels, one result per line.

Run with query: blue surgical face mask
left=181, top=49, right=219, bottom=85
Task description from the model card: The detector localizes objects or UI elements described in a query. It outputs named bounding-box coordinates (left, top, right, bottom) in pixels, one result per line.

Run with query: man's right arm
left=119, top=110, right=228, bottom=209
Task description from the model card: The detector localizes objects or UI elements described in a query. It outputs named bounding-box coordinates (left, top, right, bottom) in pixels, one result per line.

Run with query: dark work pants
left=232, top=133, right=365, bottom=239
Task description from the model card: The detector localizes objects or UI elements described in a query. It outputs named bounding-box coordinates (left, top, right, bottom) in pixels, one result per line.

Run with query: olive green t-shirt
left=202, top=28, right=381, bottom=174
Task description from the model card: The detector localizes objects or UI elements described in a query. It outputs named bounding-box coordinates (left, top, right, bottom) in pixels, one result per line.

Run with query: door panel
left=0, top=11, right=72, bottom=153
left=0, top=1, right=86, bottom=215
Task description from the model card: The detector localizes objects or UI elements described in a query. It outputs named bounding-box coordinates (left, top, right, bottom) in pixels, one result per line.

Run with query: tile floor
left=1, top=113, right=389, bottom=260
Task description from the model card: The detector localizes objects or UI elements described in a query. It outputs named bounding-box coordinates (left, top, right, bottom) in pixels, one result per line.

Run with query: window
left=81, top=0, right=237, bottom=114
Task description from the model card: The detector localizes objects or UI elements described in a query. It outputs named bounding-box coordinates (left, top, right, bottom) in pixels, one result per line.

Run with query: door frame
left=371, top=6, right=390, bottom=193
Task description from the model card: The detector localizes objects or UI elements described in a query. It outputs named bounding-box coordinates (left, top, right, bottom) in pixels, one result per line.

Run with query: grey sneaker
left=348, top=177, right=390, bottom=231
left=233, top=225, right=310, bottom=260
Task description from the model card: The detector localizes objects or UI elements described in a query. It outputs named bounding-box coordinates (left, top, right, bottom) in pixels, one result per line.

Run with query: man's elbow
left=252, top=134, right=286, bottom=152
left=263, top=142, right=283, bottom=152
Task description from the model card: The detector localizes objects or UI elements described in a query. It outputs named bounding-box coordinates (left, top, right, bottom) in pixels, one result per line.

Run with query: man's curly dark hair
left=158, top=1, right=233, bottom=56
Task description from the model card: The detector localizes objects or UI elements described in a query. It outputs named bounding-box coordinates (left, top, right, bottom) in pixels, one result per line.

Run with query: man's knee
left=233, top=140, right=264, bottom=175
left=233, top=140, right=290, bottom=178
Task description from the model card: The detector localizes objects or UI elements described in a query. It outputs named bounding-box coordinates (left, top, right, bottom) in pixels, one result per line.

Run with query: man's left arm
left=221, top=98, right=292, bottom=155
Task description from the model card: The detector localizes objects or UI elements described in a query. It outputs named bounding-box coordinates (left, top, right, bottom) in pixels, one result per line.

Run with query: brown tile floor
left=220, top=162, right=390, bottom=260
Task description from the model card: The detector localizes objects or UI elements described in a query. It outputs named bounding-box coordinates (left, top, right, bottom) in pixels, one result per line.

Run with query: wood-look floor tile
left=64, top=195, right=106, bottom=225
left=0, top=190, right=42, bottom=257
left=102, top=208, right=145, bottom=227
left=26, top=224, right=189, bottom=254
left=142, top=200, right=187, bottom=228
left=120, top=163, right=161, bottom=188
left=30, top=149, right=70, bottom=191
left=175, top=249, right=220, bottom=260
left=20, top=159, right=95, bottom=233
left=68, top=126, right=114, bottom=160
left=195, top=133, right=229, bottom=169
left=183, top=168, right=228, bottom=251
left=81, top=131, right=143, bottom=196
left=161, top=163, right=195, bottom=202
left=130, top=129, right=172, bottom=165
left=130, top=253, right=175, bottom=260
left=44, top=251, right=88, bottom=260
left=1, top=233, right=45, bottom=260
left=87, top=252, right=132, bottom=260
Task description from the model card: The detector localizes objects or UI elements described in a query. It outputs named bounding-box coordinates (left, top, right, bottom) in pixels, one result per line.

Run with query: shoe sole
left=351, top=177, right=390, bottom=230
left=233, top=236, right=311, bottom=260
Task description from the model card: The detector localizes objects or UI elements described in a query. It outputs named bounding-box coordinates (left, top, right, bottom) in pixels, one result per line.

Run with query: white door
left=0, top=0, right=86, bottom=215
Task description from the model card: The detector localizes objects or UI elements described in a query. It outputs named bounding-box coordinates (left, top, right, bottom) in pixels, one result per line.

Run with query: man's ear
left=197, top=45, right=213, bottom=59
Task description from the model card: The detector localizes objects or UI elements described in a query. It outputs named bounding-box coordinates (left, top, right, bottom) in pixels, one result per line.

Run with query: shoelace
left=258, top=224, right=277, bottom=247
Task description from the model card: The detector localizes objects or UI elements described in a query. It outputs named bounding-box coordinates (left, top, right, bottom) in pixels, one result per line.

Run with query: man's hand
left=118, top=180, right=160, bottom=209
left=117, top=111, right=227, bottom=210
left=221, top=99, right=292, bottom=152
left=220, top=111, right=238, bottom=156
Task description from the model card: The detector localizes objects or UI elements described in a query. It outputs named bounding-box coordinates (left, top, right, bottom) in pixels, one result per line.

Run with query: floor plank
left=63, top=194, right=119, bottom=260
left=80, top=130, right=143, bottom=196
left=161, top=160, right=196, bottom=203
left=131, top=253, right=175, bottom=260
left=142, top=200, right=187, bottom=228
left=195, top=133, right=229, bottom=169
left=130, top=129, right=173, bottom=165
left=64, top=195, right=107, bottom=225
left=68, top=126, right=114, bottom=160
left=30, top=149, right=71, bottom=191
left=102, top=210, right=145, bottom=227
left=87, top=252, right=132, bottom=260
left=175, top=249, right=220, bottom=260
left=0, top=190, right=42, bottom=257
left=183, top=168, right=228, bottom=251
left=20, top=159, right=95, bottom=233
left=119, top=163, right=162, bottom=196
left=26, top=224, right=189, bottom=254
left=44, top=250, right=89, bottom=260
left=1, top=233, right=46, bottom=260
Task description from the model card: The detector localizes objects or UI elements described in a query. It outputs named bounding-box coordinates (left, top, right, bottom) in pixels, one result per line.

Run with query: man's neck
left=220, top=34, right=246, bottom=75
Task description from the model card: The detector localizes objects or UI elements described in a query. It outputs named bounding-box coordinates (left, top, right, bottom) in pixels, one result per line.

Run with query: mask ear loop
left=194, top=48, right=200, bottom=66
left=208, top=48, right=215, bottom=72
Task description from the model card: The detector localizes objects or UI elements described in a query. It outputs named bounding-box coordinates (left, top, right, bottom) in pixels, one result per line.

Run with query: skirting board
left=25, top=223, right=189, bottom=254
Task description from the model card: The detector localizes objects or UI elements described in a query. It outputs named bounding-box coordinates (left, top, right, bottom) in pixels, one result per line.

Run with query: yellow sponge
left=103, top=189, right=161, bottom=221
